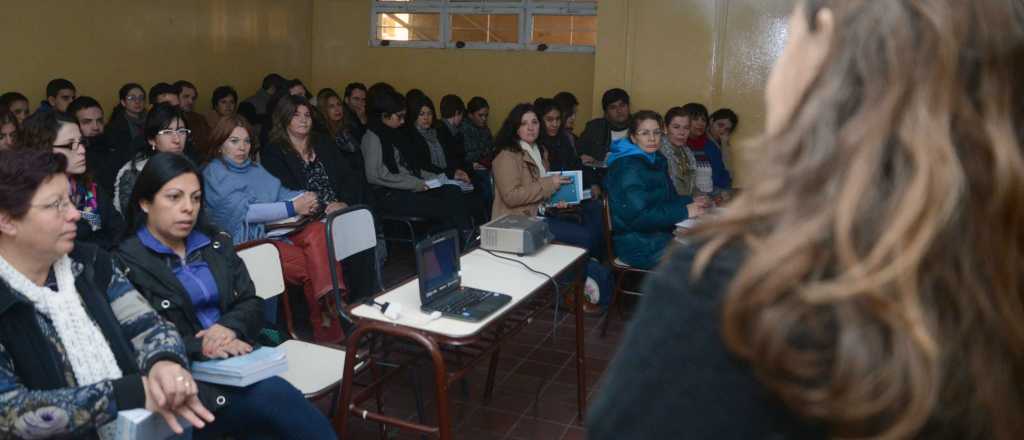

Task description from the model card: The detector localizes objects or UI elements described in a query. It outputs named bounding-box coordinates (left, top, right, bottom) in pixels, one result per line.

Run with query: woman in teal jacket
left=606, top=111, right=707, bottom=269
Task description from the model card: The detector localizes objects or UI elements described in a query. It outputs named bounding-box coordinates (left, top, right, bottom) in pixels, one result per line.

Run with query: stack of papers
left=191, top=347, right=287, bottom=387
left=114, top=409, right=191, bottom=440
left=425, top=176, right=475, bottom=192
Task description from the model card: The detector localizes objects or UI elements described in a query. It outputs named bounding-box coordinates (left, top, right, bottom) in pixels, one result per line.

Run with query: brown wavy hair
left=693, top=1, right=1024, bottom=438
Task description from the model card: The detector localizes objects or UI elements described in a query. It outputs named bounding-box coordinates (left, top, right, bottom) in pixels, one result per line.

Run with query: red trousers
left=273, top=222, right=346, bottom=343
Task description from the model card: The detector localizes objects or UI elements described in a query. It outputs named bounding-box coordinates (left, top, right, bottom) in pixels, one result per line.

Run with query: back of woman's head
left=698, top=1, right=1024, bottom=438
left=494, top=103, right=535, bottom=151
left=124, top=152, right=206, bottom=237
left=19, top=110, right=74, bottom=151
left=0, top=149, right=66, bottom=222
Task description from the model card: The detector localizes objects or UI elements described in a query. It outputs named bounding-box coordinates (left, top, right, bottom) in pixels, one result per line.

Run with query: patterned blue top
left=137, top=228, right=222, bottom=329
left=0, top=255, right=187, bottom=439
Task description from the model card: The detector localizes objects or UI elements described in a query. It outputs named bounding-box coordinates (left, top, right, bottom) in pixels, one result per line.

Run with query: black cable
left=481, top=249, right=562, bottom=338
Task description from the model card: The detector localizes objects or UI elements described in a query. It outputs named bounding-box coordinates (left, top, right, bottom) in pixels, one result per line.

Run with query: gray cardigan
left=360, top=129, right=439, bottom=192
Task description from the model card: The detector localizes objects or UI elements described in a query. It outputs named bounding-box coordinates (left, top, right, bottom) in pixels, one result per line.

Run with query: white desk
left=350, top=244, right=587, bottom=338
left=336, top=243, right=590, bottom=440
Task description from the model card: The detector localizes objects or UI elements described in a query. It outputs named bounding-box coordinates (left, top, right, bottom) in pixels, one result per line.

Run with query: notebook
left=545, top=170, right=584, bottom=206
left=190, top=346, right=288, bottom=387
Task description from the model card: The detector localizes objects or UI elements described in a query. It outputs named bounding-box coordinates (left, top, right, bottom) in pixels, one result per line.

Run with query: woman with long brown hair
left=588, top=1, right=1024, bottom=439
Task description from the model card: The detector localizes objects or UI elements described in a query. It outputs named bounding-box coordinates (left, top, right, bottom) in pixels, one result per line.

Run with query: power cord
left=481, top=249, right=562, bottom=338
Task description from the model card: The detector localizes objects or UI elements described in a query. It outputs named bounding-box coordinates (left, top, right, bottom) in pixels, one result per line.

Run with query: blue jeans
left=545, top=211, right=603, bottom=260
left=195, top=376, right=335, bottom=440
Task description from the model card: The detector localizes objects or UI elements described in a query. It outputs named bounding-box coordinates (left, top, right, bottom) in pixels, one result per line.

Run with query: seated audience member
left=149, top=83, right=180, bottom=108
left=460, top=96, right=495, bottom=169
left=175, top=80, right=212, bottom=160
left=286, top=79, right=312, bottom=100
left=0, top=110, right=18, bottom=150
left=316, top=88, right=356, bottom=150
left=343, top=82, right=369, bottom=143
left=682, top=102, right=732, bottom=194
left=578, top=88, right=631, bottom=165
left=406, top=94, right=486, bottom=224
left=553, top=91, right=580, bottom=136
left=37, top=79, right=77, bottom=116
left=0, top=92, right=30, bottom=123
left=438, top=95, right=471, bottom=182
left=491, top=103, right=602, bottom=259
left=106, top=83, right=148, bottom=169
left=205, top=86, right=238, bottom=129
left=68, top=96, right=123, bottom=192
left=116, top=153, right=335, bottom=439
left=460, top=96, right=496, bottom=212
left=204, top=114, right=352, bottom=342
left=590, top=2, right=1024, bottom=438
left=709, top=107, right=738, bottom=166
left=21, top=111, right=125, bottom=250
left=659, top=106, right=698, bottom=196
left=0, top=149, right=214, bottom=439
left=243, top=73, right=285, bottom=117
left=261, top=96, right=377, bottom=306
left=605, top=111, right=706, bottom=270
left=534, top=98, right=605, bottom=259
left=361, top=90, right=476, bottom=243
left=114, top=104, right=189, bottom=215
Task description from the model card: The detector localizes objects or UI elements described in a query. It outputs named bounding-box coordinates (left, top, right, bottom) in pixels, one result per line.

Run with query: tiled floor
left=328, top=242, right=635, bottom=440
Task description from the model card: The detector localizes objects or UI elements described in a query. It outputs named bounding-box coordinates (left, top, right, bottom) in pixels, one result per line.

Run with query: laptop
left=415, top=230, right=512, bottom=322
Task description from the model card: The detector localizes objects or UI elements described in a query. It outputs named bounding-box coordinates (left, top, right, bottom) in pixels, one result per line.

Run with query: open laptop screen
left=418, top=232, right=460, bottom=301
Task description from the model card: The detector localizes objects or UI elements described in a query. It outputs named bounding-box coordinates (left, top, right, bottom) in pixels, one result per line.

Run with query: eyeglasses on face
left=157, top=128, right=191, bottom=138
left=54, top=138, right=87, bottom=150
left=32, top=196, right=75, bottom=216
left=125, top=95, right=146, bottom=102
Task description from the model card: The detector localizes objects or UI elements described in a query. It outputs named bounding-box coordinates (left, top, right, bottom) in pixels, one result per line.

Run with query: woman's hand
left=293, top=192, right=319, bottom=216
left=686, top=202, right=707, bottom=218
left=693, top=195, right=712, bottom=208
left=580, top=154, right=596, bottom=166
left=547, top=175, right=572, bottom=186
left=143, top=373, right=214, bottom=434
left=325, top=201, right=348, bottom=214
left=205, top=339, right=254, bottom=359
left=146, top=360, right=197, bottom=410
left=555, top=201, right=569, bottom=209
left=196, top=324, right=236, bottom=358
left=454, top=169, right=471, bottom=182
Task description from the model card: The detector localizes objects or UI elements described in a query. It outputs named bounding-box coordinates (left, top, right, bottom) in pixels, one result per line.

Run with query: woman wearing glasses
left=604, top=111, right=707, bottom=270
left=114, top=103, right=190, bottom=215
left=106, top=83, right=147, bottom=168
left=20, top=111, right=125, bottom=250
left=0, top=149, right=214, bottom=440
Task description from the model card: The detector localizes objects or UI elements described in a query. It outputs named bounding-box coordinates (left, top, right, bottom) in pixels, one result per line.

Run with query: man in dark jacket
left=578, top=88, right=632, bottom=165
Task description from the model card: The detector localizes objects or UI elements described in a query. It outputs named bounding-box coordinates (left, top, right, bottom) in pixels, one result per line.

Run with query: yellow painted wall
left=0, top=0, right=313, bottom=114
left=311, top=0, right=596, bottom=133
left=593, top=0, right=795, bottom=185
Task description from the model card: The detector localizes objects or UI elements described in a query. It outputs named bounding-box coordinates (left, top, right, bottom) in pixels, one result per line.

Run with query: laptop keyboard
left=434, top=287, right=494, bottom=314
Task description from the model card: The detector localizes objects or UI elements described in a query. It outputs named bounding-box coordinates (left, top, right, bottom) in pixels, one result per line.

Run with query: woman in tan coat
left=491, top=103, right=602, bottom=259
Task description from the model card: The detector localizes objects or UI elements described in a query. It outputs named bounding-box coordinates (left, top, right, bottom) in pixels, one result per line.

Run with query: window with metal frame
left=370, top=0, right=597, bottom=53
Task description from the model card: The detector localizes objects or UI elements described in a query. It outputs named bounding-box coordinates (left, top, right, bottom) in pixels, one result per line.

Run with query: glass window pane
left=451, top=14, right=520, bottom=44
left=531, top=15, right=596, bottom=46
left=376, top=12, right=440, bottom=41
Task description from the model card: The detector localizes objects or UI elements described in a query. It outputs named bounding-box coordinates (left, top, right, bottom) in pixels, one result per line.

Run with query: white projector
left=480, top=214, right=552, bottom=255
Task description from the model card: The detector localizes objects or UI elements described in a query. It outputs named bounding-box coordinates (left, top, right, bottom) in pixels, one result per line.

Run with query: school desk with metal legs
left=333, top=244, right=589, bottom=439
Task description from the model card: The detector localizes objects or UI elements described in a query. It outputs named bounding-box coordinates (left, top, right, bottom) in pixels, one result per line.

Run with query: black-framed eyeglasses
left=53, top=138, right=87, bottom=150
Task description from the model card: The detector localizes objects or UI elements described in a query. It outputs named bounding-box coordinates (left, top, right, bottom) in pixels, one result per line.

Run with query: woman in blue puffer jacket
left=605, top=111, right=708, bottom=269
